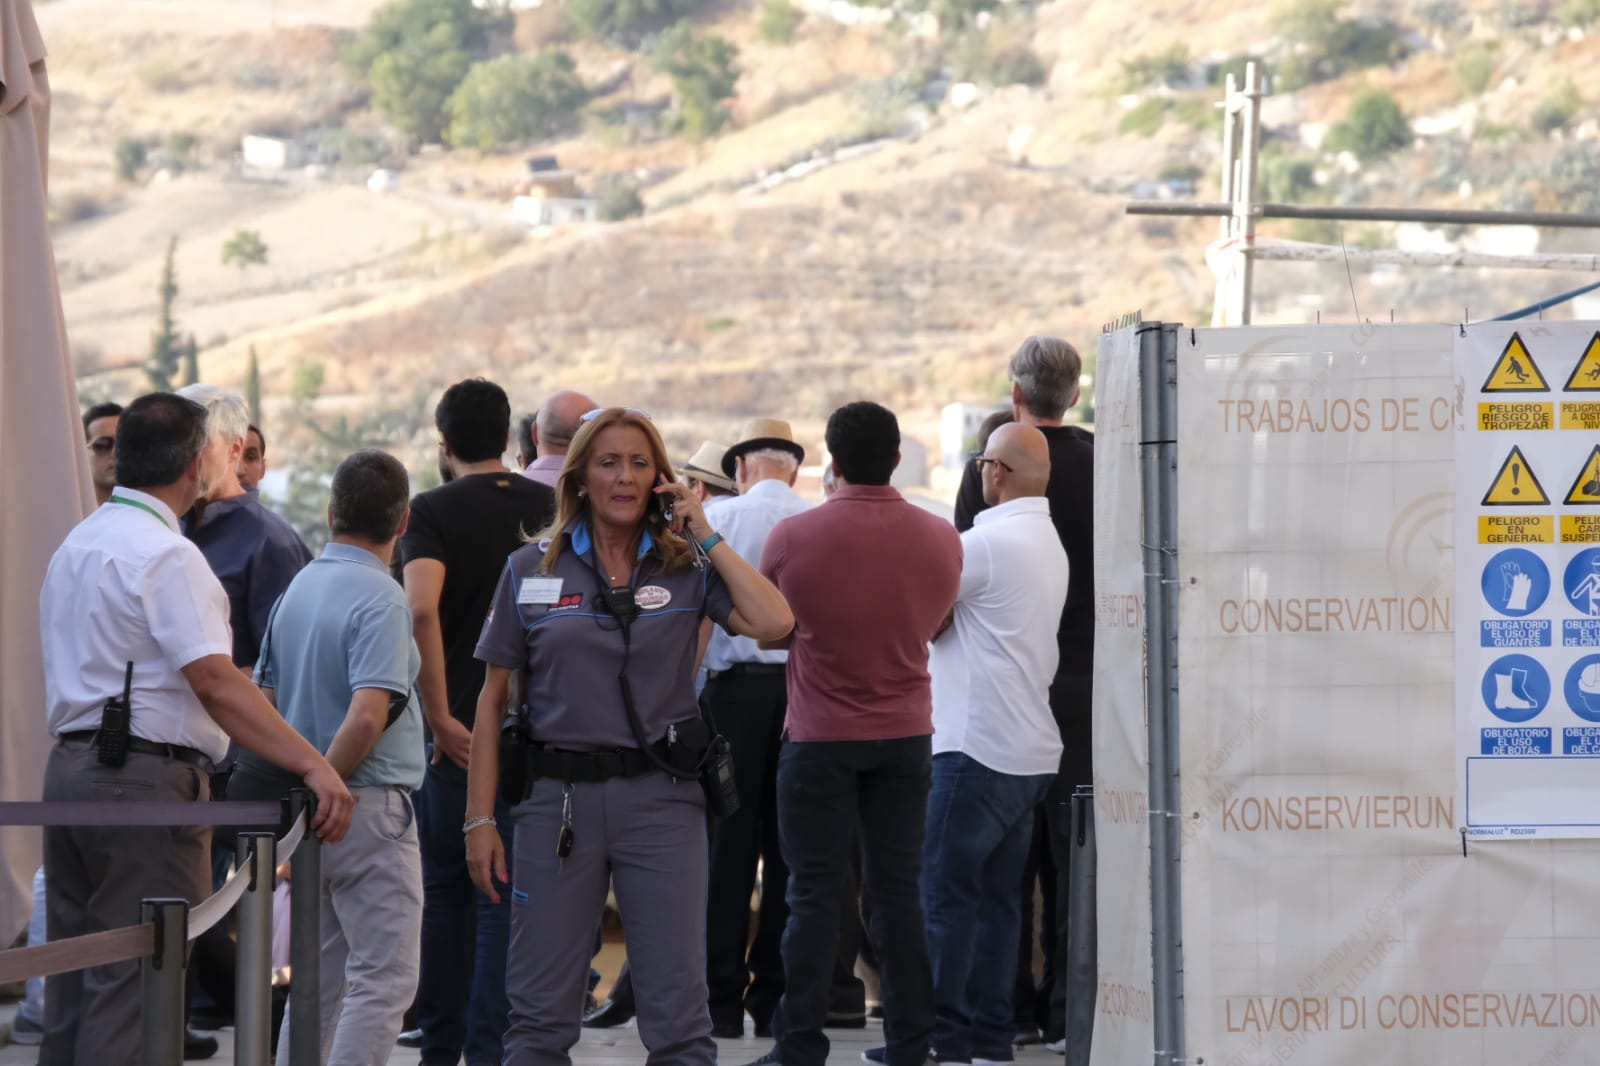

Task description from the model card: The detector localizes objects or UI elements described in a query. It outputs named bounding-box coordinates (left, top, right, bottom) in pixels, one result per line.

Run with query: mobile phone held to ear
left=654, top=475, right=675, bottom=525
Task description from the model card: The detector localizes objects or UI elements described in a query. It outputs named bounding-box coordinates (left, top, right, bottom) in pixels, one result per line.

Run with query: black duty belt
left=524, top=743, right=666, bottom=784
left=707, top=662, right=787, bottom=679
left=59, top=731, right=214, bottom=772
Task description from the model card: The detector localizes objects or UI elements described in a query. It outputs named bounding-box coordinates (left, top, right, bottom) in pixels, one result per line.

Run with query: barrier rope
left=188, top=806, right=308, bottom=940
left=0, top=801, right=282, bottom=827
left=0, top=807, right=308, bottom=984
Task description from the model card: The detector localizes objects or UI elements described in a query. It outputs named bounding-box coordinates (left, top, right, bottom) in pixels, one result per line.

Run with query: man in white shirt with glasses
left=38, top=392, right=353, bottom=1066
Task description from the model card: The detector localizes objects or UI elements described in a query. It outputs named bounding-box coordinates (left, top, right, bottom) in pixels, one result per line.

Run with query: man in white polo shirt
left=921, top=424, right=1067, bottom=1066
left=38, top=392, right=353, bottom=1066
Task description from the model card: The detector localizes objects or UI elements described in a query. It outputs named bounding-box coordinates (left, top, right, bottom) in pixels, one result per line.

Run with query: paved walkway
left=0, top=998, right=1064, bottom=1066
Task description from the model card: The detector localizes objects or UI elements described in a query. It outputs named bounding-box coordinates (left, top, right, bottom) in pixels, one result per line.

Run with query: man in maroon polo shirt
left=745, top=401, right=962, bottom=1066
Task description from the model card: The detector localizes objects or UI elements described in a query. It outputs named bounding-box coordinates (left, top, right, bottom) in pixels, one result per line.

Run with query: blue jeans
left=923, top=753, right=1052, bottom=1062
left=415, top=755, right=514, bottom=1066
left=20, top=866, right=46, bottom=1026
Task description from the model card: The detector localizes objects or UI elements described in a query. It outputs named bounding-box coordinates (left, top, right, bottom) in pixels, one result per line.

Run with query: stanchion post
left=1140, top=322, right=1185, bottom=1066
left=236, top=832, right=277, bottom=1066
left=1065, top=786, right=1098, bottom=1066
left=140, top=898, right=188, bottom=1066
left=287, top=787, right=321, bottom=1065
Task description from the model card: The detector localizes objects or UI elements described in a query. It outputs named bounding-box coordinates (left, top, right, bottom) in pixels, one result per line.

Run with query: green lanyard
left=109, top=494, right=173, bottom=530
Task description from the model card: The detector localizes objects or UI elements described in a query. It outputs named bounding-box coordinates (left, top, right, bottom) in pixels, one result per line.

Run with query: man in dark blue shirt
left=177, top=385, right=311, bottom=669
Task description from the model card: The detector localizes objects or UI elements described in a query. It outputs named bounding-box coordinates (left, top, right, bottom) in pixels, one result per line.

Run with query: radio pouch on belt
left=97, top=661, right=134, bottom=767
left=587, top=546, right=740, bottom=818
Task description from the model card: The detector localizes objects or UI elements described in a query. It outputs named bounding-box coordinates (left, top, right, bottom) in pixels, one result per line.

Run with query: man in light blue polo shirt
left=244, top=449, right=426, bottom=1066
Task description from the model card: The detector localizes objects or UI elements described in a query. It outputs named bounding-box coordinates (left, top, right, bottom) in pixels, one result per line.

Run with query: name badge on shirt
left=518, top=577, right=564, bottom=605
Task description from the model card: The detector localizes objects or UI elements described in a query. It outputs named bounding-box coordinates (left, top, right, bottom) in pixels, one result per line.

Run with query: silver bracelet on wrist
left=462, top=815, right=496, bottom=835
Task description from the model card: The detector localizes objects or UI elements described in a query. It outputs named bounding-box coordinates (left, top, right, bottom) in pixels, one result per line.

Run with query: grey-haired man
left=952, top=336, right=1094, bottom=1049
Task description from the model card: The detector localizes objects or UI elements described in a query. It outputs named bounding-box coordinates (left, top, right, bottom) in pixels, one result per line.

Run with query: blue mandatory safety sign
left=1481, top=619, right=1552, bottom=648
left=1567, top=548, right=1600, bottom=619
left=1565, top=654, right=1600, bottom=723
left=1481, top=653, right=1551, bottom=723
left=1483, top=727, right=1553, bottom=755
left=1483, top=548, right=1551, bottom=618
left=1563, top=727, right=1600, bottom=755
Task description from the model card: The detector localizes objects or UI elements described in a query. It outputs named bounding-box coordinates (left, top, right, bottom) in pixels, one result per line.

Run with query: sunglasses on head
left=581, top=407, right=652, bottom=422
left=88, top=437, right=115, bottom=454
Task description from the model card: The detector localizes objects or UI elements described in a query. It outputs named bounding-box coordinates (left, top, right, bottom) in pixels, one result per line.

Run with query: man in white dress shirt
left=922, top=424, right=1067, bottom=1066
left=701, top=418, right=811, bottom=1039
left=38, top=392, right=354, bottom=1066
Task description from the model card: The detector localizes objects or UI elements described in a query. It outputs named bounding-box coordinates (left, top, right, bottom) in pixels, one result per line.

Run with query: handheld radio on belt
left=97, top=661, right=135, bottom=767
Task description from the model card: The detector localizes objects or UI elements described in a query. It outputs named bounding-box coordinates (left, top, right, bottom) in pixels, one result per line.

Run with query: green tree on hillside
left=114, top=138, right=147, bottom=182
left=147, top=237, right=198, bottom=391
left=1327, top=89, right=1411, bottom=162
left=1273, top=0, right=1405, bottom=89
left=344, top=0, right=510, bottom=145
left=245, top=347, right=263, bottom=426
left=445, top=53, right=588, bottom=150
left=222, top=229, right=270, bottom=271
left=653, top=24, right=740, bottom=140
left=568, top=0, right=709, bottom=46
left=760, top=0, right=802, bottom=43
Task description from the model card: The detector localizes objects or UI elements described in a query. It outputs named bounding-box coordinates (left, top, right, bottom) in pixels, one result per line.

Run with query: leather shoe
left=583, top=996, right=636, bottom=1029
left=184, top=1028, right=219, bottom=1061
left=396, top=1028, right=423, bottom=1048
left=712, top=1022, right=745, bottom=1039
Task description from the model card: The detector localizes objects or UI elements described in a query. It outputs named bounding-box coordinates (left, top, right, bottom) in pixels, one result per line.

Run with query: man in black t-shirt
left=400, top=378, right=555, bottom=1066
left=953, top=337, right=1093, bottom=1053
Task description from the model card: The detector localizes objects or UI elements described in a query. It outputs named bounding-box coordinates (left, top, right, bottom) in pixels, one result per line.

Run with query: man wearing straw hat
left=680, top=440, right=739, bottom=502
left=702, top=418, right=811, bottom=1039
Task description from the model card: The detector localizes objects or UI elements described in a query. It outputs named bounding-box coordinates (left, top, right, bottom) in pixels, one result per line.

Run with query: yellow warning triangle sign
left=1565, top=332, right=1600, bottom=392
left=1566, top=445, right=1600, bottom=506
left=1482, top=333, right=1551, bottom=393
left=1483, top=445, right=1550, bottom=506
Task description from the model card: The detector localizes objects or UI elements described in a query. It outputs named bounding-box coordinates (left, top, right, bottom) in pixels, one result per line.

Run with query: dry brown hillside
left=40, top=0, right=1600, bottom=501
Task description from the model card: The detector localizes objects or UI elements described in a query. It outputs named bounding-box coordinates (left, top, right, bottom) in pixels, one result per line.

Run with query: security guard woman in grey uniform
left=466, top=407, right=794, bottom=1066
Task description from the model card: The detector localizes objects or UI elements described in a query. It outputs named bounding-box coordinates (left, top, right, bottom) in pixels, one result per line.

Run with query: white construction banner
left=1175, top=324, right=1600, bottom=1066
left=1090, top=327, right=1154, bottom=1065
left=1456, top=324, right=1600, bottom=839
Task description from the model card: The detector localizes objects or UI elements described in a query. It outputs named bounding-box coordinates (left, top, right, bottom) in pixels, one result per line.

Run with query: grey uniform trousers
left=504, top=771, right=714, bottom=1066
left=41, top=739, right=211, bottom=1066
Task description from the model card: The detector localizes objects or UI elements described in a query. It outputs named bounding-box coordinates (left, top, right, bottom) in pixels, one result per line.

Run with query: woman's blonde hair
left=533, top=407, right=694, bottom=573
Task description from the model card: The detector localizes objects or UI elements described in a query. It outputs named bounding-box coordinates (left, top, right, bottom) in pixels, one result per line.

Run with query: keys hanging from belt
left=556, top=783, right=574, bottom=859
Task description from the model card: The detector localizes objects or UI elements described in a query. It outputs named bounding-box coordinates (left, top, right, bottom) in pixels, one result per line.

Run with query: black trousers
left=703, top=671, right=790, bottom=1028
left=1043, top=672, right=1094, bottom=1043
left=770, top=737, right=933, bottom=1066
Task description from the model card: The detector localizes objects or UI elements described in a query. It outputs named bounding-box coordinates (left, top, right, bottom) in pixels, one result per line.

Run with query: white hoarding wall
left=1455, top=324, right=1600, bottom=839
left=1174, top=324, right=1600, bottom=1066
left=1090, top=327, right=1155, bottom=1065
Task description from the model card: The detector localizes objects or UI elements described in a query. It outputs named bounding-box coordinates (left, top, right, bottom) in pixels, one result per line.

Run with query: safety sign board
left=1564, top=445, right=1600, bottom=507
left=1457, top=324, right=1600, bottom=839
left=1564, top=333, right=1600, bottom=391
left=1482, top=446, right=1550, bottom=506
left=1482, top=333, right=1551, bottom=392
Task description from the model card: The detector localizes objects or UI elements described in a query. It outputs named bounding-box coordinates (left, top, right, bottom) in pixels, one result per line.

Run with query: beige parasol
left=0, top=0, right=95, bottom=942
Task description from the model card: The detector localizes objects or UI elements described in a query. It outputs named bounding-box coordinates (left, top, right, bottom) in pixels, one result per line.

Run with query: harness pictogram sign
left=1482, top=333, right=1551, bottom=393
left=1566, top=445, right=1600, bottom=507
left=1483, top=445, right=1551, bottom=506
left=1565, top=332, right=1600, bottom=392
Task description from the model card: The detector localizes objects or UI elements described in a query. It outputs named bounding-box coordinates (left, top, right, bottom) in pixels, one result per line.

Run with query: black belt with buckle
left=60, top=730, right=214, bottom=772
left=524, top=743, right=665, bottom=785
left=708, top=662, right=787, bottom=679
